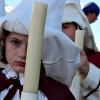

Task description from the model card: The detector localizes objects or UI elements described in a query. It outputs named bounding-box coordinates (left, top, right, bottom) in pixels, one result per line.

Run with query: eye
left=11, top=40, right=20, bottom=46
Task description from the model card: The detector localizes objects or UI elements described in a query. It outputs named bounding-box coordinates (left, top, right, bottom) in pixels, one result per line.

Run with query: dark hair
left=1, top=29, right=10, bottom=64
left=73, top=22, right=77, bottom=29
left=86, top=11, right=98, bottom=16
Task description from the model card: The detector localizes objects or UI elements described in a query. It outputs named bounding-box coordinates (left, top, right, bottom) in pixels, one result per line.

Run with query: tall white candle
left=70, top=30, right=85, bottom=100
left=75, top=30, right=85, bottom=49
left=21, top=2, right=48, bottom=100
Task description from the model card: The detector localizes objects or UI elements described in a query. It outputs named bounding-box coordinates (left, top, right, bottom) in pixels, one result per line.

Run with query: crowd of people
left=0, top=0, right=99, bottom=100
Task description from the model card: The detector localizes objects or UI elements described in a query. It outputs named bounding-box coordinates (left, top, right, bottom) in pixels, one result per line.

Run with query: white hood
left=62, top=0, right=98, bottom=51
left=0, top=0, right=80, bottom=87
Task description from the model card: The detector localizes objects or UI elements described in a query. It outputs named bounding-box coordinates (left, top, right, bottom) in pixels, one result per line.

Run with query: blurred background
left=5, top=0, right=100, bottom=50
left=80, top=0, right=100, bottom=50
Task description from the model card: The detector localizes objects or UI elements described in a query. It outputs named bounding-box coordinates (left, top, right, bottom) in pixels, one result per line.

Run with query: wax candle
left=75, top=30, right=85, bottom=49
left=21, top=2, right=48, bottom=100
left=70, top=30, right=85, bottom=100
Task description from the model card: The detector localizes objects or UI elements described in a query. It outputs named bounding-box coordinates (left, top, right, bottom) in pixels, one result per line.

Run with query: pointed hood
left=0, top=0, right=80, bottom=87
left=62, top=0, right=98, bottom=51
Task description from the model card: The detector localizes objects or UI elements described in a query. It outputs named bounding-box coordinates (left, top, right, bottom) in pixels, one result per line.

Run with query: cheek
left=94, top=16, right=97, bottom=20
left=62, top=29, right=75, bottom=41
left=5, top=43, right=16, bottom=63
left=92, top=15, right=97, bottom=20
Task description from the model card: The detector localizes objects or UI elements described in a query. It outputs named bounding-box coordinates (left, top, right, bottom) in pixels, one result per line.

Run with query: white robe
left=80, top=63, right=100, bottom=100
left=0, top=65, right=48, bottom=100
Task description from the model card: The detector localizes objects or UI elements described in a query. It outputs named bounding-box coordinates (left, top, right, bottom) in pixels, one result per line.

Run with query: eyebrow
left=9, top=37, right=21, bottom=41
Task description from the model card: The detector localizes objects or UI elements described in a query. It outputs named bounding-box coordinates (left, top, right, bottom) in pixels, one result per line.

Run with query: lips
left=16, top=61, right=25, bottom=67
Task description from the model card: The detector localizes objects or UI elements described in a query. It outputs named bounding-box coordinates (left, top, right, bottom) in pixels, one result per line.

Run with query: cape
left=0, top=72, right=75, bottom=100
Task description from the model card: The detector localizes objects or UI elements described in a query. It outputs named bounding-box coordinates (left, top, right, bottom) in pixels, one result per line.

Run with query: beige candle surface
left=70, top=30, right=85, bottom=100
left=23, top=2, right=47, bottom=93
left=75, top=30, right=85, bottom=49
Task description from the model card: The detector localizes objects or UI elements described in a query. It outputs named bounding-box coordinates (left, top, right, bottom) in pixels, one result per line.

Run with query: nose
left=18, top=44, right=27, bottom=59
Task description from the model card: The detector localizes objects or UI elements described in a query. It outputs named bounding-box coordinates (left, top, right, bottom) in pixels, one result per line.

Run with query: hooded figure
left=62, top=0, right=100, bottom=100
left=83, top=2, right=100, bottom=23
left=0, top=0, right=80, bottom=99
left=62, top=0, right=98, bottom=53
left=0, top=0, right=80, bottom=87
left=63, top=0, right=100, bottom=69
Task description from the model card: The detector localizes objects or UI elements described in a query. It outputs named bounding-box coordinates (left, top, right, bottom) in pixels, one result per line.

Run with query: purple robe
left=87, top=51, right=100, bottom=69
left=0, top=72, right=75, bottom=100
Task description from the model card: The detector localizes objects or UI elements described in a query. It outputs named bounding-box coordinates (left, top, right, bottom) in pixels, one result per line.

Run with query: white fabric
left=80, top=63, right=100, bottom=100
left=0, top=0, right=66, bottom=35
left=62, top=0, right=98, bottom=51
left=0, top=65, right=48, bottom=100
left=5, top=64, right=24, bottom=85
left=42, top=28, right=80, bottom=87
left=0, top=0, right=6, bottom=17
left=0, top=0, right=80, bottom=87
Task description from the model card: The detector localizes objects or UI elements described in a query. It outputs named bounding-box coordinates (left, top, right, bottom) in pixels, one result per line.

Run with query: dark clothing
left=87, top=51, right=100, bottom=69
left=0, top=72, right=75, bottom=100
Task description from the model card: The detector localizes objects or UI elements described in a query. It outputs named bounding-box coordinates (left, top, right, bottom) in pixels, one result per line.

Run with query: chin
left=15, top=67, right=25, bottom=73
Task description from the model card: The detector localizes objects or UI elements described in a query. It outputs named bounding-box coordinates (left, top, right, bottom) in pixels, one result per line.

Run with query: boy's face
left=5, top=32, right=28, bottom=73
left=88, top=12, right=98, bottom=23
left=62, top=23, right=76, bottom=42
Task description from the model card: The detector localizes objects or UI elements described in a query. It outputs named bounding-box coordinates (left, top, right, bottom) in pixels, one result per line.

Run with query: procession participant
left=62, top=0, right=100, bottom=99
left=83, top=2, right=100, bottom=24
left=0, top=0, right=81, bottom=99
left=82, top=2, right=100, bottom=66
left=62, top=0, right=100, bottom=69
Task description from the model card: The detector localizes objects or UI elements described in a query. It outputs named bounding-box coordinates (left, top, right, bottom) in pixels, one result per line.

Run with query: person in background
left=62, top=0, right=100, bottom=99
left=83, top=2, right=100, bottom=24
